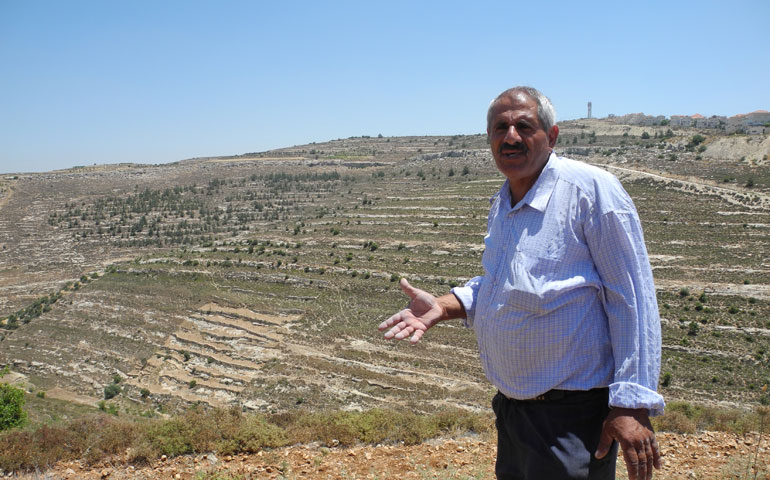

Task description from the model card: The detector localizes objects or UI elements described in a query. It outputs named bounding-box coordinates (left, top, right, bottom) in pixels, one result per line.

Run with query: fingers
left=621, top=437, right=660, bottom=480
left=377, top=312, right=412, bottom=340
left=380, top=279, right=429, bottom=343
left=378, top=310, right=426, bottom=343
left=386, top=321, right=423, bottom=343
left=652, top=437, right=663, bottom=469
left=382, top=318, right=408, bottom=340
left=594, top=427, right=613, bottom=459
left=642, top=438, right=654, bottom=480
left=378, top=312, right=401, bottom=332
left=621, top=443, right=643, bottom=480
left=409, top=329, right=425, bottom=344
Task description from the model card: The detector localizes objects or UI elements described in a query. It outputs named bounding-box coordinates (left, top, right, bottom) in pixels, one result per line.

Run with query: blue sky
left=1, top=0, right=768, bottom=173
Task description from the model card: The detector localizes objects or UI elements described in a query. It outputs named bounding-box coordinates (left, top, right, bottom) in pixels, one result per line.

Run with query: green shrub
left=104, top=383, right=121, bottom=400
left=137, top=407, right=286, bottom=460
left=216, top=413, right=287, bottom=455
left=687, top=321, right=699, bottom=336
left=0, top=383, right=27, bottom=431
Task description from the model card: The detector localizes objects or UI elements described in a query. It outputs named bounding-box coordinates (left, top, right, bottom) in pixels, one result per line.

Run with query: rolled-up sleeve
left=451, top=275, right=484, bottom=328
left=586, top=205, right=665, bottom=416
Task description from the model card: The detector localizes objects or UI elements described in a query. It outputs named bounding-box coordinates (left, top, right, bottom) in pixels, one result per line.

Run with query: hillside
left=1, top=121, right=769, bottom=475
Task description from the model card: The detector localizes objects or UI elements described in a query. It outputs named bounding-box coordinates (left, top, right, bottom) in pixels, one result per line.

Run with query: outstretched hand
left=595, top=407, right=662, bottom=480
left=378, top=278, right=446, bottom=343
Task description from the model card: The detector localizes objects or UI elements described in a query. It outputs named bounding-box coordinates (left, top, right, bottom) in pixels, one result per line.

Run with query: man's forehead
left=490, top=93, right=539, bottom=120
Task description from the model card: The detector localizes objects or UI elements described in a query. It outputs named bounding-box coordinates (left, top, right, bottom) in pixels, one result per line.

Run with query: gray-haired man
left=379, top=86, right=664, bottom=479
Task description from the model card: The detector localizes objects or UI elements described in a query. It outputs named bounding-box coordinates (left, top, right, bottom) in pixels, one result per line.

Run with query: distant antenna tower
left=587, top=102, right=592, bottom=119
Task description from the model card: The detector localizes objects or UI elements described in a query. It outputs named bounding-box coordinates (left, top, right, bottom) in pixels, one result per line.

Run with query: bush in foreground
left=0, top=383, right=27, bottom=432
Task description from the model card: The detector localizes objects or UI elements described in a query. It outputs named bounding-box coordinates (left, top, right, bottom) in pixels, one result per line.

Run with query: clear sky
left=1, top=0, right=768, bottom=174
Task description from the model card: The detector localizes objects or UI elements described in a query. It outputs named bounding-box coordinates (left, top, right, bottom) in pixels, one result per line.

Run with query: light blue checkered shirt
left=452, top=153, right=664, bottom=415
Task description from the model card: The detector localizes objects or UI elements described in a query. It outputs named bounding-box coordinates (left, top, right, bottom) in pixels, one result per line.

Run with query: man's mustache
left=500, top=142, right=527, bottom=154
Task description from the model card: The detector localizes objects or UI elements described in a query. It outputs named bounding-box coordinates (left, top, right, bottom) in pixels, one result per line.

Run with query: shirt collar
left=500, top=152, right=560, bottom=212
left=526, top=152, right=560, bottom=212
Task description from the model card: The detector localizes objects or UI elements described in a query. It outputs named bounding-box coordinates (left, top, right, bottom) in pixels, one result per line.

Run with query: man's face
left=487, top=92, right=558, bottom=188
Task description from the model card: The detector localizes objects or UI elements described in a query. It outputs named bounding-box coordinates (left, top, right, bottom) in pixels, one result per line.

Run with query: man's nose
left=504, top=125, right=521, bottom=143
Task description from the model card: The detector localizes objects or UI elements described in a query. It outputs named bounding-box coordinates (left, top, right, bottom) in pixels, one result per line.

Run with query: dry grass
left=652, top=401, right=767, bottom=435
left=2, top=400, right=767, bottom=474
left=0, top=407, right=492, bottom=473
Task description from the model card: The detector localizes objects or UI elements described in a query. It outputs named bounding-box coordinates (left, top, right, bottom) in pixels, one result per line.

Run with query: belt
left=529, top=389, right=568, bottom=402
left=501, top=387, right=608, bottom=403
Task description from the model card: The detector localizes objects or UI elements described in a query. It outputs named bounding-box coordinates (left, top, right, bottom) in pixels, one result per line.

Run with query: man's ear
left=547, top=125, right=559, bottom=148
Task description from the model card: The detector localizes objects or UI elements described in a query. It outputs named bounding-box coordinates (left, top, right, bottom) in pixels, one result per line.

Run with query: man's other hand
left=378, top=278, right=445, bottom=344
left=595, top=407, right=662, bottom=480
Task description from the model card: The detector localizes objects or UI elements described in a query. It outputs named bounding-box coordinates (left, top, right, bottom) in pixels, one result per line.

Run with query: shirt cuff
left=608, top=382, right=665, bottom=417
left=450, top=285, right=476, bottom=327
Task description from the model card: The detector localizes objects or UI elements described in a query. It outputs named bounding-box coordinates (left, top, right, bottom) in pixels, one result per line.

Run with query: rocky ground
left=9, top=431, right=768, bottom=480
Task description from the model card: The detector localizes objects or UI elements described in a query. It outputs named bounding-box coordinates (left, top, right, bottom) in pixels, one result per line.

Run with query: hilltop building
left=606, top=112, right=666, bottom=126
left=725, top=110, right=770, bottom=134
left=671, top=114, right=726, bottom=129
left=603, top=109, right=767, bottom=134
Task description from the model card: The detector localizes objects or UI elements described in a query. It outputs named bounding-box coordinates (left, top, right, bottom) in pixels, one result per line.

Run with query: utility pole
left=587, top=102, right=592, bottom=119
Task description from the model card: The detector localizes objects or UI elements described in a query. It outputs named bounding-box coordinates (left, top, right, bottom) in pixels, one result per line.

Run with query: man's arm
left=586, top=198, right=665, bottom=480
left=378, top=278, right=466, bottom=343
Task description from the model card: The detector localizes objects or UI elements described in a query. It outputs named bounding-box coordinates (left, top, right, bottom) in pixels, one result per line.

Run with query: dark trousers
left=492, top=388, right=618, bottom=480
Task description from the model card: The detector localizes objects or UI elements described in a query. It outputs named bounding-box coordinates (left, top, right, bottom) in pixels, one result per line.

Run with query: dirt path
left=655, top=278, right=770, bottom=301
left=8, top=431, right=764, bottom=480
left=598, top=163, right=770, bottom=210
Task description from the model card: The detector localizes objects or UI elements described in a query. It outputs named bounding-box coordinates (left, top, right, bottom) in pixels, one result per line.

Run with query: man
left=379, top=86, right=664, bottom=480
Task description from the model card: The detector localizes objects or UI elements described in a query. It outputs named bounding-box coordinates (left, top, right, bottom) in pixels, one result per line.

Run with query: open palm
left=378, top=278, right=445, bottom=343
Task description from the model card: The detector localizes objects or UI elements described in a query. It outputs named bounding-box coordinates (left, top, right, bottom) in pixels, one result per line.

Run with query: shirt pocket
left=516, top=234, right=587, bottom=286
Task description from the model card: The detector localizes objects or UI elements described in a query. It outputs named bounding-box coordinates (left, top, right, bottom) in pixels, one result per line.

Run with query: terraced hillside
left=1, top=125, right=768, bottom=420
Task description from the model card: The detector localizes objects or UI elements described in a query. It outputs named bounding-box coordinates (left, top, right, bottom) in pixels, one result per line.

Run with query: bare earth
left=20, top=431, right=768, bottom=480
